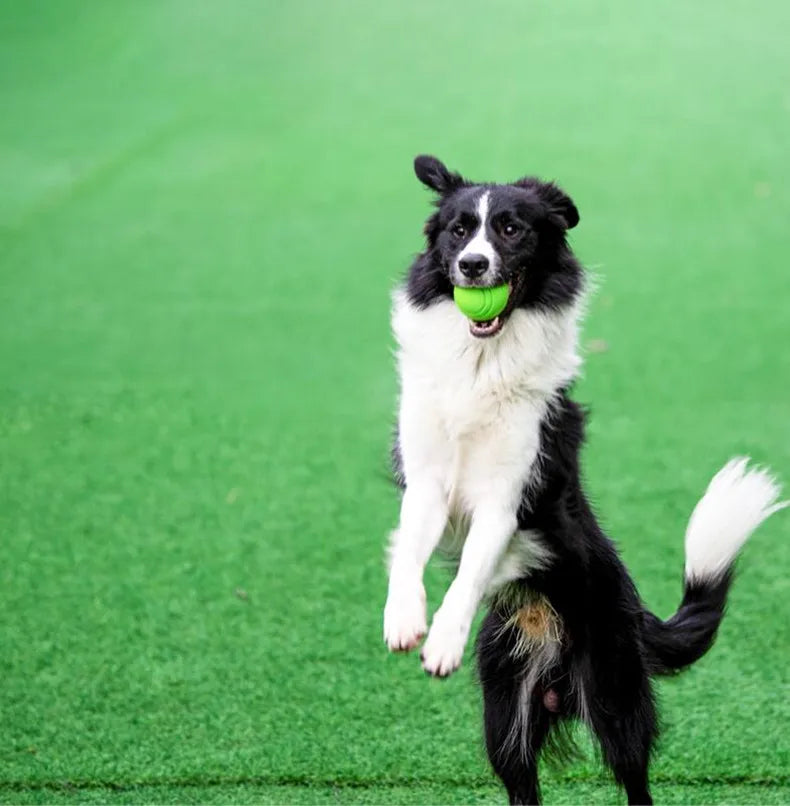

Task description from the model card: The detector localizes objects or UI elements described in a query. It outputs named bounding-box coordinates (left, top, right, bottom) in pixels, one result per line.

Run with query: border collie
left=383, top=155, right=786, bottom=805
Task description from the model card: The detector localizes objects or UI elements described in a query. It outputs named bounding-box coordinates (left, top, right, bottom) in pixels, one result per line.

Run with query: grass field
left=2, top=1, right=789, bottom=803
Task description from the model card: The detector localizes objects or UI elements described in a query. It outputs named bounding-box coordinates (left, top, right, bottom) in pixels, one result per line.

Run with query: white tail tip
left=685, top=457, right=787, bottom=582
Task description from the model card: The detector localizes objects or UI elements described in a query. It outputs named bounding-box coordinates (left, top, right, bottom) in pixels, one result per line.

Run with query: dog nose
left=458, top=254, right=489, bottom=278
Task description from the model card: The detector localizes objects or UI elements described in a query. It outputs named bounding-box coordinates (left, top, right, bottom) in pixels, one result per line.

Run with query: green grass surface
left=1, top=1, right=789, bottom=803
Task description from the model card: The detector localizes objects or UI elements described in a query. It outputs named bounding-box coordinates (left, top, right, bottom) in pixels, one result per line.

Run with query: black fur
left=477, top=393, right=731, bottom=803
left=477, top=394, right=733, bottom=806
left=397, top=158, right=741, bottom=805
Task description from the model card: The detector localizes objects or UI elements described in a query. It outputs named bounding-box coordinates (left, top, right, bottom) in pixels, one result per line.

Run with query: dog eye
left=451, top=223, right=466, bottom=238
left=502, top=223, right=521, bottom=237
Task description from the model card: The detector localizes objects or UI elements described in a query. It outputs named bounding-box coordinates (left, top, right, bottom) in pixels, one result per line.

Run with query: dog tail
left=643, top=458, right=786, bottom=675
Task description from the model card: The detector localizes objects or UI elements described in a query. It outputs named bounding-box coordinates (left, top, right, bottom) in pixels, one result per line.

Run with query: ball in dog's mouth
left=453, top=283, right=510, bottom=339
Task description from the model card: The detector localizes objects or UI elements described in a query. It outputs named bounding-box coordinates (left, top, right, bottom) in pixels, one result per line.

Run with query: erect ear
left=538, top=181, right=579, bottom=230
left=413, top=154, right=466, bottom=194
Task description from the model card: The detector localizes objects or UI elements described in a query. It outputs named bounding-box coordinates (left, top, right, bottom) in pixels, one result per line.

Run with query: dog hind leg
left=582, top=661, right=657, bottom=806
left=477, top=610, right=557, bottom=805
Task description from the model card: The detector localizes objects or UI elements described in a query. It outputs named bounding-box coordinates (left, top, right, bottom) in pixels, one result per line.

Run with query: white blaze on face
left=454, top=191, right=499, bottom=279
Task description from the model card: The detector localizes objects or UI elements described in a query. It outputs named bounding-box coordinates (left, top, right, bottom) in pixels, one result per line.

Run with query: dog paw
left=383, top=582, right=427, bottom=652
left=420, top=617, right=467, bottom=677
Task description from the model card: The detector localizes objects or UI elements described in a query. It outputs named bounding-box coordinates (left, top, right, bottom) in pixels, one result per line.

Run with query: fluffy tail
left=643, top=457, right=786, bottom=675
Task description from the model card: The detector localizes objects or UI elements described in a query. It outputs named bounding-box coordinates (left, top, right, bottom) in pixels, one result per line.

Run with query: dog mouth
left=466, top=279, right=519, bottom=339
left=469, top=316, right=504, bottom=338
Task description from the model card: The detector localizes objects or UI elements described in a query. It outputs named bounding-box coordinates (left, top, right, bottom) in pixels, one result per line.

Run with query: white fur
left=485, top=530, right=555, bottom=595
left=506, top=639, right=562, bottom=760
left=454, top=192, right=498, bottom=280
left=383, top=477, right=447, bottom=652
left=684, top=457, right=787, bottom=582
left=384, top=289, right=582, bottom=675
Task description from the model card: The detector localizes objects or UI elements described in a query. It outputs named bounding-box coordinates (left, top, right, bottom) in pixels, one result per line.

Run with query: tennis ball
left=453, top=284, right=509, bottom=320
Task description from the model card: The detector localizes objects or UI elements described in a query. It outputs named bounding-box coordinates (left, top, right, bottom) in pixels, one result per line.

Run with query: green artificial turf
left=1, top=1, right=789, bottom=803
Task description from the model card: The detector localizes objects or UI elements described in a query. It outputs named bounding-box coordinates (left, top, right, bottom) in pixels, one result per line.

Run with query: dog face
left=409, top=155, right=582, bottom=338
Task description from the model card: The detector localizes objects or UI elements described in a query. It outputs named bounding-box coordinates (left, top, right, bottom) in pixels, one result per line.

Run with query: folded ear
left=413, top=155, right=466, bottom=194
left=538, top=181, right=579, bottom=230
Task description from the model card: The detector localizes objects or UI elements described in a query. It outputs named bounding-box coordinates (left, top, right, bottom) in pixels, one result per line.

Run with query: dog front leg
left=383, top=477, right=449, bottom=652
left=421, top=504, right=517, bottom=677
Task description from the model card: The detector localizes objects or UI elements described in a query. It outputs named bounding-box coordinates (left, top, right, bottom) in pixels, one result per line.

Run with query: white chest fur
left=392, top=289, right=581, bottom=523
left=385, top=290, right=582, bottom=673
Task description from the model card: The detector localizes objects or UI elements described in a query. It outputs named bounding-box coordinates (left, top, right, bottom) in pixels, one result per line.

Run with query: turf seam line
left=2, top=773, right=789, bottom=793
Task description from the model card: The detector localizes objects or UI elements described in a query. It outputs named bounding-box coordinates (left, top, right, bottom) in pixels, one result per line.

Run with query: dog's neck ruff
left=392, top=289, right=582, bottom=403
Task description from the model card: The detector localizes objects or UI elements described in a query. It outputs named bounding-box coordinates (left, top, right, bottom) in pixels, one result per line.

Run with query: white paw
left=383, top=581, right=427, bottom=652
left=420, top=614, right=468, bottom=677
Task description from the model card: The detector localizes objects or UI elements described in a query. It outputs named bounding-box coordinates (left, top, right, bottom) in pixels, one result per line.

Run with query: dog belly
left=487, top=530, right=553, bottom=594
left=438, top=523, right=552, bottom=599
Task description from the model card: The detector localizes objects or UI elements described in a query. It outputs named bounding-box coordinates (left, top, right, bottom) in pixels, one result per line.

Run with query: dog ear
left=514, top=177, right=579, bottom=230
left=538, top=181, right=579, bottom=230
left=413, top=155, right=466, bottom=194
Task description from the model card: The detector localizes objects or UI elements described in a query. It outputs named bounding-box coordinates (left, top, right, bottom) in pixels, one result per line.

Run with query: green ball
left=453, top=284, right=509, bottom=320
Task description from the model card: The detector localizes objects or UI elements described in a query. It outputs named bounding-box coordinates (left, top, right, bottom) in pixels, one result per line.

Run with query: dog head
left=408, top=155, right=582, bottom=338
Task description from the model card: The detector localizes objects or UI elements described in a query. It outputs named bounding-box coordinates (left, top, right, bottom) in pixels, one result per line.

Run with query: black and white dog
left=383, top=155, right=785, bottom=805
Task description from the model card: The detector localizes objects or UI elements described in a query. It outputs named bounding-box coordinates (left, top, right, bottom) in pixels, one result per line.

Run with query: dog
left=382, top=155, right=786, bottom=805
